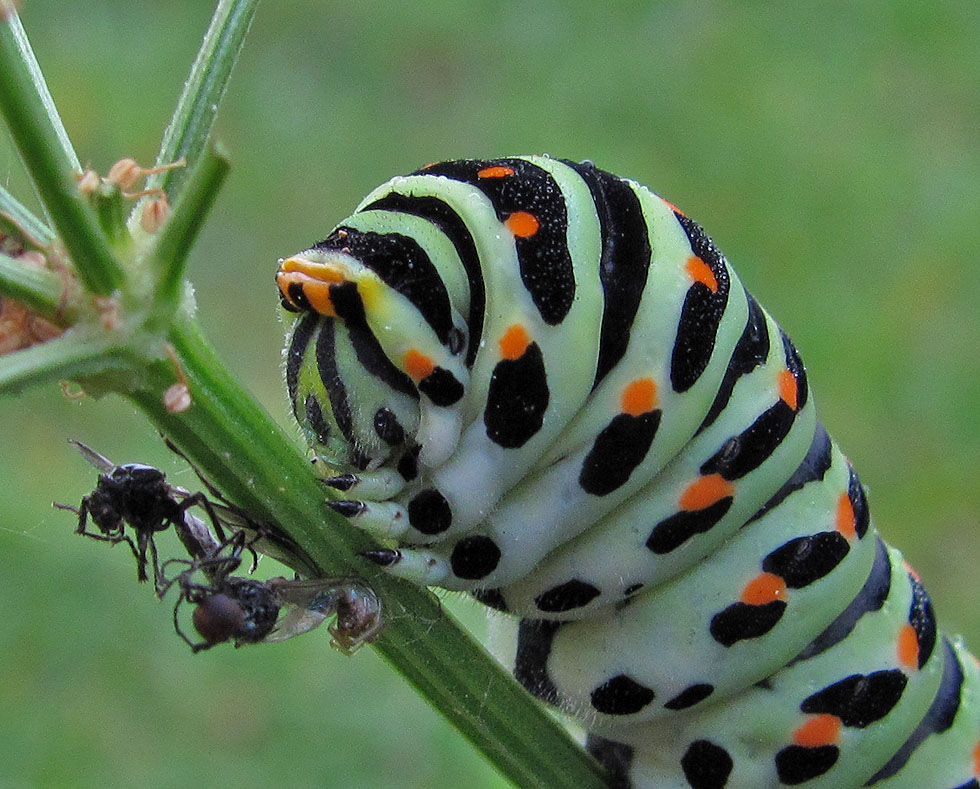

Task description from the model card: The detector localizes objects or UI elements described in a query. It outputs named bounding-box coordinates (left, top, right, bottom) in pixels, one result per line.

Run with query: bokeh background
left=1, top=1, right=978, bottom=786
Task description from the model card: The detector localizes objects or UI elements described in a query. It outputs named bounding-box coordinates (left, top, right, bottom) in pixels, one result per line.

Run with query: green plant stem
left=124, top=318, right=608, bottom=789
left=143, top=0, right=259, bottom=203
left=148, top=146, right=229, bottom=320
left=0, top=183, right=54, bottom=248
left=0, top=252, right=68, bottom=321
left=0, top=10, right=123, bottom=295
left=3, top=8, right=79, bottom=172
left=0, top=330, right=128, bottom=394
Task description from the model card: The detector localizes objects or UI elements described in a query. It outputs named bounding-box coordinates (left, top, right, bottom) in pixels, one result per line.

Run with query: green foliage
left=1, top=0, right=978, bottom=786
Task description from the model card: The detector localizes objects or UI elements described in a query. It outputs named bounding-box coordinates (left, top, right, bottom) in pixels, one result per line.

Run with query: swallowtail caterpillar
left=277, top=156, right=980, bottom=788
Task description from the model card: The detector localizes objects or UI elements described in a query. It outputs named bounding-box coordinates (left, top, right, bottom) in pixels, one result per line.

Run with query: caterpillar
left=276, top=156, right=980, bottom=788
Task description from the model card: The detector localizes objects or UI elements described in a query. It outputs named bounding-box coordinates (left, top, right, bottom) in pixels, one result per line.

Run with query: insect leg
left=70, top=508, right=143, bottom=568
left=148, top=535, right=164, bottom=593
left=360, top=546, right=448, bottom=585
left=326, top=499, right=410, bottom=540
left=319, top=467, right=407, bottom=499
left=67, top=497, right=89, bottom=534
left=177, top=492, right=229, bottom=546
left=133, top=528, right=154, bottom=583
left=171, top=587, right=205, bottom=652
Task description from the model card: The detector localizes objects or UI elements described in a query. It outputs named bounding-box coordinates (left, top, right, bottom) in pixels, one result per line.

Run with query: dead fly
left=159, top=530, right=382, bottom=655
left=58, top=440, right=381, bottom=653
left=55, top=440, right=240, bottom=589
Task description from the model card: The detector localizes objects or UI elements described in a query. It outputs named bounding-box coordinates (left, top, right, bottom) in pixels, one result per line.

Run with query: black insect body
left=58, top=441, right=229, bottom=588
left=184, top=578, right=283, bottom=651
left=160, top=530, right=382, bottom=655
left=159, top=436, right=321, bottom=578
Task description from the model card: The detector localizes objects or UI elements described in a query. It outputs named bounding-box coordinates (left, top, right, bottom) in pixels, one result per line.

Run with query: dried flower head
left=105, top=157, right=186, bottom=193
left=105, top=158, right=144, bottom=191
left=140, top=194, right=171, bottom=233
left=0, top=250, right=63, bottom=354
left=77, top=169, right=101, bottom=195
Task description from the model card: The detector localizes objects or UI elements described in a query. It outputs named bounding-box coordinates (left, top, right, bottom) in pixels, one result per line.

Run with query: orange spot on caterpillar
left=278, top=257, right=346, bottom=281
left=478, top=165, right=515, bottom=178
left=300, top=281, right=335, bottom=317
left=778, top=369, right=798, bottom=410
left=903, top=560, right=921, bottom=582
left=679, top=474, right=734, bottom=511
left=662, top=197, right=685, bottom=216
left=741, top=572, right=787, bottom=606
left=275, top=271, right=293, bottom=296
left=973, top=740, right=980, bottom=776
left=685, top=256, right=718, bottom=293
left=621, top=378, right=658, bottom=416
left=897, top=624, right=920, bottom=669
left=506, top=211, right=540, bottom=238
left=403, top=349, right=435, bottom=381
left=275, top=273, right=337, bottom=317
left=499, top=324, right=531, bottom=360
left=793, top=715, right=841, bottom=747
left=836, top=493, right=856, bottom=539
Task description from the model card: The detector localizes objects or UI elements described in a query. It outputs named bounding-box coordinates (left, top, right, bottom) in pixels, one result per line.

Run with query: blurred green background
left=1, top=1, right=978, bottom=786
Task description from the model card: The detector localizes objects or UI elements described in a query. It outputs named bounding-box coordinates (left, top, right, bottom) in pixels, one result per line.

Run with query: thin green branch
left=0, top=183, right=54, bottom=248
left=0, top=252, right=70, bottom=321
left=0, top=330, right=127, bottom=394
left=3, top=7, right=79, bottom=172
left=143, top=0, right=259, bottom=202
left=148, top=145, right=229, bottom=320
left=0, top=10, right=123, bottom=295
left=122, top=318, right=609, bottom=789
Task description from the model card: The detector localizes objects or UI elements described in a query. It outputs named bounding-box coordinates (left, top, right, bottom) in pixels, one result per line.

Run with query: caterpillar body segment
left=503, top=437, right=876, bottom=730
left=278, top=156, right=980, bottom=787
left=583, top=543, right=949, bottom=788
left=496, top=323, right=819, bottom=619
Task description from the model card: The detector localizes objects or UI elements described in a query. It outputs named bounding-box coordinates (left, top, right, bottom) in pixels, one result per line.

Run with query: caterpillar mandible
left=276, top=156, right=980, bottom=788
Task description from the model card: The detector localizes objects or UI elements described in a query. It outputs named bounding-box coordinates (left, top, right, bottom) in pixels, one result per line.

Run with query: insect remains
left=60, top=440, right=382, bottom=655
left=159, top=529, right=382, bottom=655
left=55, top=440, right=237, bottom=589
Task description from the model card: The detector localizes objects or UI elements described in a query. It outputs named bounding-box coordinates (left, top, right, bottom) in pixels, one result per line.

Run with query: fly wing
left=261, top=577, right=349, bottom=643
left=69, top=439, right=116, bottom=473
left=174, top=509, right=223, bottom=561
left=263, top=606, right=331, bottom=642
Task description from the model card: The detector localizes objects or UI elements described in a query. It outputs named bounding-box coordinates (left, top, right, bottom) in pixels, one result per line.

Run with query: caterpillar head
left=279, top=246, right=423, bottom=473
left=279, top=204, right=472, bottom=471
left=282, top=310, right=422, bottom=472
